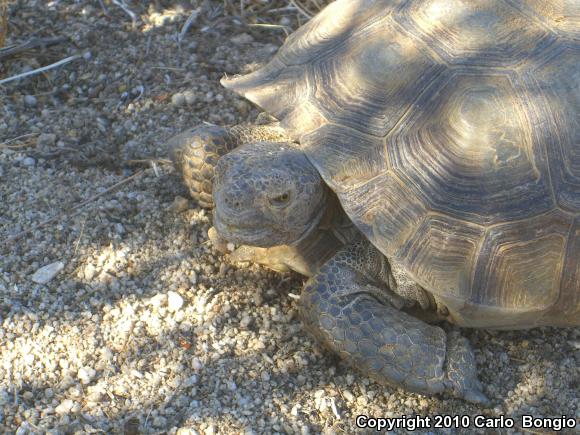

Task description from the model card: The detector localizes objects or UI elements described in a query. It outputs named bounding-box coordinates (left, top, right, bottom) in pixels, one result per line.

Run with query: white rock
left=167, top=291, right=184, bottom=312
left=177, top=428, right=200, bottom=435
left=83, top=263, right=96, bottom=281
left=31, top=261, right=65, bottom=284
left=183, top=90, right=196, bottom=105
left=342, top=390, right=354, bottom=402
left=55, top=399, right=74, bottom=415
left=192, top=358, right=203, bottom=371
left=291, top=404, right=301, bottom=416
left=171, top=93, right=186, bottom=107
left=78, top=366, right=96, bottom=384
left=149, top=293, right=167, bottom=308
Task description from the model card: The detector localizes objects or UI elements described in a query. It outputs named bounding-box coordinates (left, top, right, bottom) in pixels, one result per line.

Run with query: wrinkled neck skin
left=287, top=189, right=329, bottom=247
left=226, top=193, right=358, bottom=277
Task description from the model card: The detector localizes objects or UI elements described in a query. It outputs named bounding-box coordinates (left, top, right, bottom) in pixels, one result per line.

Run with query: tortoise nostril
left=222, top=191, right=245, bottom=211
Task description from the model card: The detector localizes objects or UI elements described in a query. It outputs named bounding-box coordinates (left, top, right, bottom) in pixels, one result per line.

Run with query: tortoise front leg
left=167, top=123, right=288, bottom=208
left=300, top=239, right=489, bottom=405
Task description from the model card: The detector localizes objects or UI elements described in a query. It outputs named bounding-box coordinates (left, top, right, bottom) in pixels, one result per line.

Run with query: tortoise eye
left=269, top=192, right=291, bottom=207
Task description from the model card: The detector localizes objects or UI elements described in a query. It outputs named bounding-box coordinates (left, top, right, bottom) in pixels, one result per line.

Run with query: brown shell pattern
left=222, top=0, right=580, bottom=327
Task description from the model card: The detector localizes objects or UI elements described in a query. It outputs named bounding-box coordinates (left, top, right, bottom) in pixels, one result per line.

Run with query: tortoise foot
left=445, top=330, right=490, bottom=406
left=168, top=125, right=234, bottom=209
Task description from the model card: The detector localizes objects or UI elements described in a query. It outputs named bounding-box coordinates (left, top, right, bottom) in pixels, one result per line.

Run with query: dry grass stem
left=288, top=0, right=330, bottom=18
left=0, top=54, right=81, bottom=86
left=0, top=0, right=7, bottom=49
left=0, top=133, right=39, bottom=148
left=249, top=23, right=291, bottom=36
left=0, top=36, right=67, bottom=61
left=112, top=0, right=137, bottom=27
left=178, top=8, right=200, bottom=46
left=1, top=170, right=147, bottom=245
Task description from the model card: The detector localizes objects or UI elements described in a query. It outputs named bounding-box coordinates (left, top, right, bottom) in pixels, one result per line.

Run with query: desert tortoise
left=169, top=0, right=579, bottom=403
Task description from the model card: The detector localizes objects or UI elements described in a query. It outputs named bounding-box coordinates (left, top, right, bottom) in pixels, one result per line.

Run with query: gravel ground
left=0, top=1, right=578, bottom=434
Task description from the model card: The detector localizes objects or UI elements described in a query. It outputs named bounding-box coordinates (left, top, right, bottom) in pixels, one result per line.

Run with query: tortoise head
left=213, top=141, right=328, bottom=247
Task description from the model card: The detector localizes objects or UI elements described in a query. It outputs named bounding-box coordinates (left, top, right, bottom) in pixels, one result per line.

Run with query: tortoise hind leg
left=300, top=239, right=489, bottom=405
left=167, top=123, right=289, bottom=208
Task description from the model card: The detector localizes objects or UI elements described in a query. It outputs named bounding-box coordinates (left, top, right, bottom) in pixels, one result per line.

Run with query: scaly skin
left=300, top=238, right=489, bottom=404
left=168, top=123, right=288, bottom=208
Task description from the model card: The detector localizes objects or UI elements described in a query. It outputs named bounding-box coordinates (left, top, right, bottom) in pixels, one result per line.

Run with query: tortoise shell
left=222, top=0, right=580, bottom=328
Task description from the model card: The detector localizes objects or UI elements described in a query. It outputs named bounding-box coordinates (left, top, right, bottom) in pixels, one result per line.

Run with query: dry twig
left=1, top=170, right=147, bottom=245
left=0, top=54, right=81, bottom=86
left=290, top=0, right=329, bottom=18
left=112, top=0, right=137, bottom=27
left=290, top=0, right=314, bottom=18
left=0, top=0, right=8, bottom=49
left=0, top=133, right=39, bottom=149
left=178, top=8, right=200, bottom=46
left=0, top=36, right=67, bottom=61
left=249, top=23, right=291, bottom=36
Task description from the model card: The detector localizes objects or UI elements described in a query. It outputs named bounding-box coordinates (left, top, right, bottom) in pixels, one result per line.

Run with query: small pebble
left=55, top=399, right=74, bottom=415
left=169, top=196, right=190, bottom=213
left=36, top=133, right=56, bottom=148
left=153, top=416, right=167, bottom=428
left=78, top=367, right=96, bottom=384
left=183, top=90, right=196, bottom=105
left=22, top=157, right=36, bottom=167
left=342, top=390, right=354, bottom=402
left=240, top=314, right=252, bottom=328
left=149, top=293, right=167, bottom=308
left=84, top=263, right=96, bottom=280
left=23, top=95, right=37, bottom=107
left=231, top=33, right=253, bottom=44
left=192, top=358, right=203, bottom=371
left=171, top=93, right=186, bottom=107
left=184, top=374, right=199, bottom=386
left=167, top=291, right=184, bottom=312
left=31, top=261, right=65, bottom=284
